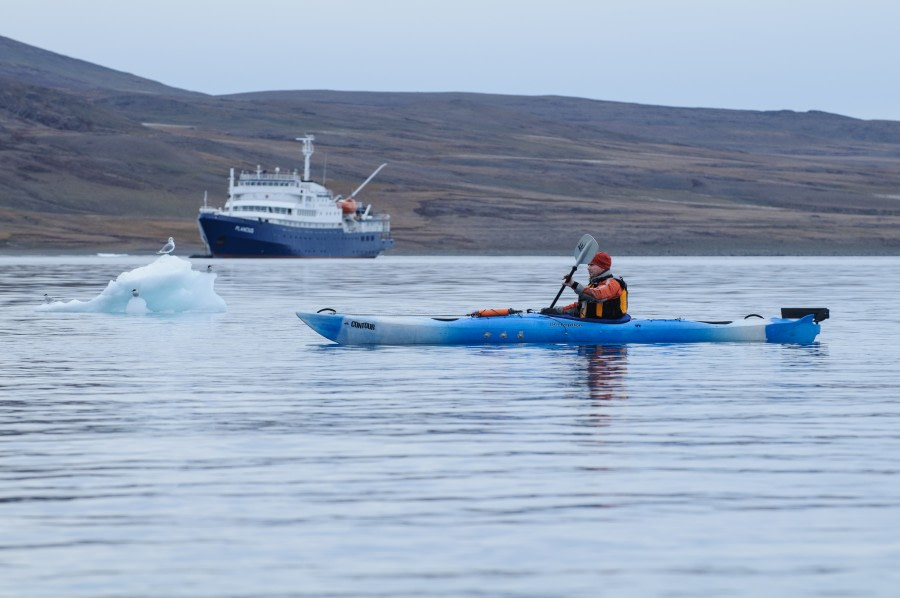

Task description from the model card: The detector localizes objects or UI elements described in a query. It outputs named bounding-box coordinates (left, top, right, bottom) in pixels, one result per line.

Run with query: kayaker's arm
left=571, top=278, right=623, bottom=303
left=551, top=278, right=622, bottom=314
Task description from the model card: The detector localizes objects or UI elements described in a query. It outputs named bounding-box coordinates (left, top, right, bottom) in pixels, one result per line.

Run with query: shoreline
left=2, top=246, right=897, bottom=258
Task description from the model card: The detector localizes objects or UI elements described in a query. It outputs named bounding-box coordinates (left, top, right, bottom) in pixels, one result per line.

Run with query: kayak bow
left=296, top=308, right=827, bottom=346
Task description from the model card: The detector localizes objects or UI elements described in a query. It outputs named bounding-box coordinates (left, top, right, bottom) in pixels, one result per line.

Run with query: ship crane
left=338, top=163, right=388, bottom=217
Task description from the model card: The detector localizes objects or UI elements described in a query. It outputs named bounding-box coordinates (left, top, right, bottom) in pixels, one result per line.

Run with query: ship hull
left=198, top=213, right=394, bottom=258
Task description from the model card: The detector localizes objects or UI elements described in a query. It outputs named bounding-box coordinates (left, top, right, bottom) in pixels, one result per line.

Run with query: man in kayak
left=541, top=251, right=629, bottom=321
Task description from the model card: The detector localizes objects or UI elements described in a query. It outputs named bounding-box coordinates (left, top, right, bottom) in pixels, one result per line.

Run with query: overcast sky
left=4, top=0, right=899, bottom=121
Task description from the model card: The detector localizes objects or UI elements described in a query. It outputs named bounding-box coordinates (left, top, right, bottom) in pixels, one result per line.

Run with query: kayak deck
left=296, top=309, right=826, bottom=346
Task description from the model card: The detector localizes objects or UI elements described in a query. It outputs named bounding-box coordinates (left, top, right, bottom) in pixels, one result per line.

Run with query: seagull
left=206, top=265, right=213, bottom=273
left=43, top=293, right=53, bottom=304
left=132, top=289, right=139, bottom=298
left=158, top=237, right=175, bottom=254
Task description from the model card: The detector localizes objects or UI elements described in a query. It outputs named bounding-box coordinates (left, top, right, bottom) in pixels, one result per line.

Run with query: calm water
left=2, top=255, right=899, bottom=597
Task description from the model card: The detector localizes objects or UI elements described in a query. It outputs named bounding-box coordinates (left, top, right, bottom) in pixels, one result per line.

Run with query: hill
left=1, top=34, right=899, bottom=255
left=0, top=35, right=200, bottom=97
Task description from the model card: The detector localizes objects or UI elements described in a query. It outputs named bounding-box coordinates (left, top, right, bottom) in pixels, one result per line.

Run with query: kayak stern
left=765, top=314, right=821, bottom=344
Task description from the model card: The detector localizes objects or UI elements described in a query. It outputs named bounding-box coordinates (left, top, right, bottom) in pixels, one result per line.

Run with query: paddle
left=549, top=234, right=599, bottom=308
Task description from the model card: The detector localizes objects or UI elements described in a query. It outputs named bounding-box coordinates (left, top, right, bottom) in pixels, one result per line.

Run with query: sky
left=3, top=0, right=900, bottom=121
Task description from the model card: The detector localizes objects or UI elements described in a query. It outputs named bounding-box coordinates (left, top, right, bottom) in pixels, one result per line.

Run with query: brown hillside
left=1, top=35, right=899, bottom=255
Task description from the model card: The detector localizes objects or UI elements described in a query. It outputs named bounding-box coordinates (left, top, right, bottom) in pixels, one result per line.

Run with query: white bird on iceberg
left=132, top=289, right=140, bottom=298
left=158, top=237, right=175, bottom=254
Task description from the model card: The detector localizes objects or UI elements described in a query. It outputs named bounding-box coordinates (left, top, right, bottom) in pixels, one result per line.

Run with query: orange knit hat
left=589, top=251, right=612, bottom=271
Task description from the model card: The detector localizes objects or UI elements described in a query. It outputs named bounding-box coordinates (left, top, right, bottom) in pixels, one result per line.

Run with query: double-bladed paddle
left=549, top=234, right=599, bottom=309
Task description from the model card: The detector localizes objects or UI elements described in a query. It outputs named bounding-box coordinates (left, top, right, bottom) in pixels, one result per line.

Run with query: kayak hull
left=296, top=312, right=822, bottom=346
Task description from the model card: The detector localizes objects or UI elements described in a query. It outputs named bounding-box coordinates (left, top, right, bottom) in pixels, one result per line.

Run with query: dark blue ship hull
left=198, top=213, right=393, bottom=258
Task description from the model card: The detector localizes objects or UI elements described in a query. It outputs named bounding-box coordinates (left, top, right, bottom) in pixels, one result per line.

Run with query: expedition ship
left=197, top=136, right=393, bottom=257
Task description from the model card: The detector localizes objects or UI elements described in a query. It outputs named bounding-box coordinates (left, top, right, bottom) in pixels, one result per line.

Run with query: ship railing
left=237, top=172, right=300, bottom=182
left=353, top=215, right=391, bottom=235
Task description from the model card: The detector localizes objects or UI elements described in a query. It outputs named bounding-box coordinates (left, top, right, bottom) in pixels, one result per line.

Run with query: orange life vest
left=579, top=276, right=628, bottom=320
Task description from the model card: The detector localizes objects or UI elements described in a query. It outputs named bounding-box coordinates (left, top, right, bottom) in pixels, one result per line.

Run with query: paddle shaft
left=549, top=265, right=578, bottom=308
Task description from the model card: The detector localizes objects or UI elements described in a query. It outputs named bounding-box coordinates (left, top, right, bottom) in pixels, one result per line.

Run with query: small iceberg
left=36, top=255, right=226, bottom=314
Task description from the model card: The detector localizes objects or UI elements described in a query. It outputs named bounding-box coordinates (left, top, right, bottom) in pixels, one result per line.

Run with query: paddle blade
left=574, top=234, right=599, bottom=265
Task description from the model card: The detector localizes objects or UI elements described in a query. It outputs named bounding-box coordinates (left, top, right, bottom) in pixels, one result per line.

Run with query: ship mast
left=297, top=135, right=315, bottom=181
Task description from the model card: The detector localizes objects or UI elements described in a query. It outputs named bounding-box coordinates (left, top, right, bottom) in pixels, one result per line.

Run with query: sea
left=2, top=254, right=899, bottom=597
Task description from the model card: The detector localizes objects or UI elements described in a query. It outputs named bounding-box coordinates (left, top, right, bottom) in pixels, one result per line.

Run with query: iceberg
left=36, top=255, right=226, bottom=314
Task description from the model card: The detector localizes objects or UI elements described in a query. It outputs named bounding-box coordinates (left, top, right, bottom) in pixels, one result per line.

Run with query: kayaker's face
left=588, top=264, right=603, bottom=278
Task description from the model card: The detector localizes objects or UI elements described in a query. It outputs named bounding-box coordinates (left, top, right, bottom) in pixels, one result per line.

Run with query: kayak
left=296, top=307, right=828, bottom=346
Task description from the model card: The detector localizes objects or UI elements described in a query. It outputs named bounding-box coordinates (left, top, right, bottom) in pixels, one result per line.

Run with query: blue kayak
left=296, top=308, right=828, bottom=346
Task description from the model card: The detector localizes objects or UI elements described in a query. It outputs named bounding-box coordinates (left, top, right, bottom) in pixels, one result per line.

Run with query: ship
left=197, top=135, right=394, bottom=258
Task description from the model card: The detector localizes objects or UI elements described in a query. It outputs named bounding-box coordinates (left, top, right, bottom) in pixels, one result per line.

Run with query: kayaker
left=540, top=251, right=629, bottom=321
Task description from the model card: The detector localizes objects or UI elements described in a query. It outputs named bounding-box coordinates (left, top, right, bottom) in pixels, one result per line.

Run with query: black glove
left=540, top=307, right=560, bottom=315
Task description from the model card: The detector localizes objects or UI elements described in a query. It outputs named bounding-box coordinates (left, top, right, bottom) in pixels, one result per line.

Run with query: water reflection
left=578, top=344, right=628, bottom=402
left=573, top=344, right=629, bottom=429
left=780, top=341, right=829, bottom=364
